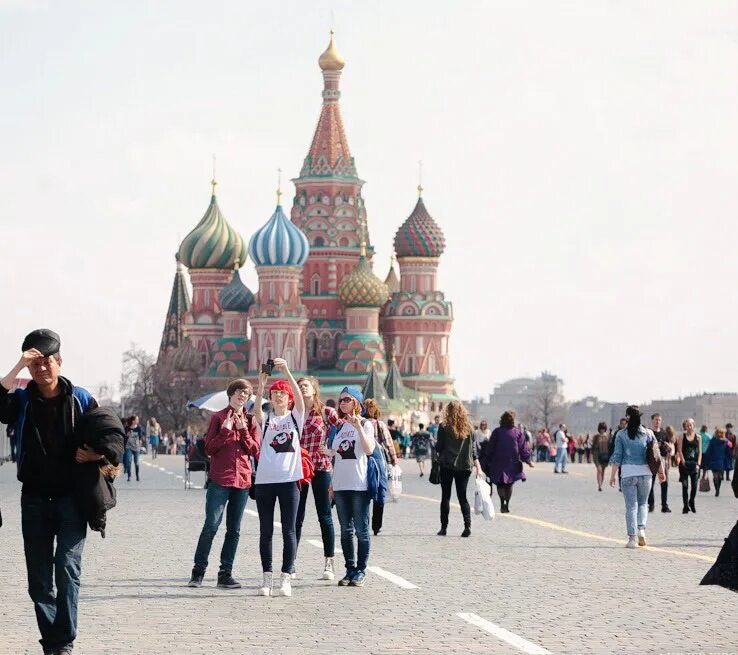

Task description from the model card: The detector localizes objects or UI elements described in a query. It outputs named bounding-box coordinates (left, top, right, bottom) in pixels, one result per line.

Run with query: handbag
left=699, top=476, right=711, bottom=493
left=646, top=436, right=662, bottom=476
left=429, top=459, right=441, bottom=485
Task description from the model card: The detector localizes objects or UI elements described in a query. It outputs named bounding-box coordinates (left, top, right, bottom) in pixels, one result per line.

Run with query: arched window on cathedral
left=311, top=275, right=321, bottom=295
left=310, top=334, right=318, bottom=359
left=314, top=236, right=325, bottom=247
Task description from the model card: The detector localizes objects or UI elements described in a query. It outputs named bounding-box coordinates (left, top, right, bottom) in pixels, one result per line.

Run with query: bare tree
left=524, top=376, right=566, bottom=432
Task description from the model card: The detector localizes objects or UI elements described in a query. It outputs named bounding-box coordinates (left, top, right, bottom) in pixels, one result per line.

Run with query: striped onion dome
left=248, top=205, right=310, bottom=267
left=219, top=268, right=255, bottom=313
left=178, top=188, right=247, bottom=270
left=171, top=338, right=203, bottom=373
left=338, top=251, right=389, bottom=308
left=393, top=195, right=446, bottom=258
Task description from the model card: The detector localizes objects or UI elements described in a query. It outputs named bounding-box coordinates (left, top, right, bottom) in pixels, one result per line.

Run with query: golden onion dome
left=318, top=31, right=345, bottom=71
left=338, top=247, right=389, bottom=308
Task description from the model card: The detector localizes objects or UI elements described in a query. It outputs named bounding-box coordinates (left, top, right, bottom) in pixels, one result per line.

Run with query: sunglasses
left=339, top=397, right=354, bottom=403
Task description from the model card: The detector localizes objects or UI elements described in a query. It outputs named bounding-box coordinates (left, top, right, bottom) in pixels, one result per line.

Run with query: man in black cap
left=0, top=330, right=99, bottom=655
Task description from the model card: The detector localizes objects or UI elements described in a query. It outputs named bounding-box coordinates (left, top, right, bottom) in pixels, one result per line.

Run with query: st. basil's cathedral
left=159, top=34, right=455, bottom=407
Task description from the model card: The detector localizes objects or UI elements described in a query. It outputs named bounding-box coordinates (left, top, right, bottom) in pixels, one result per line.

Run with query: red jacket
left=204, top=407, right=260, bottom=489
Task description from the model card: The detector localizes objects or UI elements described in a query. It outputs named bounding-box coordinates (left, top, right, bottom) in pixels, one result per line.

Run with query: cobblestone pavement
left=1, top=456, right=736, bottom=655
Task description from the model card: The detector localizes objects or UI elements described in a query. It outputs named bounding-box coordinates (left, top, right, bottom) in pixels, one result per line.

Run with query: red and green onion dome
left=219, top=268, right=255, bottom=313
left=393, top=196, right=446, bottom=258
left=338, top=250, right=389, bottom=308
left=178, top=189, right=247, bottom=269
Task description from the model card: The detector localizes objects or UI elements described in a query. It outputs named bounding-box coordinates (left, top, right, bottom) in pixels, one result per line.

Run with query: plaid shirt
left=371, top=418, right=398, bottom=466
left=301, top=405, right=339, bottom=472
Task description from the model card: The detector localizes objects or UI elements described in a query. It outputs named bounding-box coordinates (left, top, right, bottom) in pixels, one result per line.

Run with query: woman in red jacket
left=187, top=378, right=259, bottom=590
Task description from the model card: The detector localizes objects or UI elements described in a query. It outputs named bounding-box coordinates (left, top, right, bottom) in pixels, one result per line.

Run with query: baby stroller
left=184, top=438, right=209, bottom=489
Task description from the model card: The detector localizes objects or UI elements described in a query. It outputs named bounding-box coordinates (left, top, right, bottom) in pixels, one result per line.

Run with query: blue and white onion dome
left=248, top=204, right=310, bottom=267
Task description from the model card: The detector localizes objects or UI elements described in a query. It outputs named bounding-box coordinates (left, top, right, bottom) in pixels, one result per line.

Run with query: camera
left=261, top=359, right=275, bottom=375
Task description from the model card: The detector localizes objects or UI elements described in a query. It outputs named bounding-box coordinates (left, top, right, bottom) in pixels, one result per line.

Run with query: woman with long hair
left=252, top=358, right=305, bottom=597
left=676, top=418, right=701, bottom=514
left=363, top=398, right=399, bottom=535
left=472, top=418, right=492, bottom=459
left=320, top=387, right=376, bottom=587
left=147, top=417, right=161, bottom=460
left=434, top=401, right=480, bottom=537
left=609, top=406, right=665, bottom=548
left=293, top=375, right=339, bottom=581
left=123, top=415, right=144, bottom=482
left=591, top=422, right=609, bottom=492
left=480, top=410, right=533, bottom=513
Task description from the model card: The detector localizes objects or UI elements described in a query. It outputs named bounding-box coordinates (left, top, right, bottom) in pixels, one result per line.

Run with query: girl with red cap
left=252, top=357, right=305, bottom=597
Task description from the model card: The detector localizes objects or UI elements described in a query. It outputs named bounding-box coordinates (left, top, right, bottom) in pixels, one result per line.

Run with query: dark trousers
left=295, top=469, right=335, bottom=558
left=334, top=489, right=371, bottom=573
left=21, top=494, right=87, bottom=653
left=193, top=482, right=248, bottom=573
left=372, top=501, right=384, bottom=534
left=255, top=481, right=299, bottom=573
left=648, top=474, right=669, bottom=509
left=497, top=483, right=513, bottom=507
left=439, top=467, right=471, bottom=528
left=680, top=463, right=698, bottom=508
left=535, top=446, right=548, bottom=462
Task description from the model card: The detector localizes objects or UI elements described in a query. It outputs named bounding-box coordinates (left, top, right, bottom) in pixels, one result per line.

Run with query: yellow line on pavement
left=401, top=492, right=715, bottom=563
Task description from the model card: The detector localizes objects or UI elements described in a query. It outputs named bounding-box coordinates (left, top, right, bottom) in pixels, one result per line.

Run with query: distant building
left=642, top=393, right=738, bottom=432
left=464, top=372, right=564, bottom=427
left=565, top=397, right=627, bottom=435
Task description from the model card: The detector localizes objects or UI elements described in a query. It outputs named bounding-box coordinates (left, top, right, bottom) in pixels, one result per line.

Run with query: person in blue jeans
left=553, top=424, right=569, bottom=474
left=189, top=378, right=259, bottom=589
left=321, top=386, right=376, bottom=587
left=123, top=415, right=144, bottom=482
left=0, top=329, right=99, bottom=655
left=609, top=405, right=665, bottom=549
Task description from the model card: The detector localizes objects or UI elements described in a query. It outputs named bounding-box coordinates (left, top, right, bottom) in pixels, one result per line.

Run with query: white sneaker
left=277, top=572, right=292, bottom=597
left=322, top=557, right=335, bottom=581
left=290, top=569, right=297, bottom=580
left=637, top=528, right=646, bottom=547
left=259, top=572, right=273, bottom=596
left=625, top=537, right=637, bottom=549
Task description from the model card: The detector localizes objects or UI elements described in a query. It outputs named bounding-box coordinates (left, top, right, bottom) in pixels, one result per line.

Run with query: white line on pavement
left=456, top=613, right=551, bottom=655
left=306, top=539, right=324, bottom=549
left=165, top=471, right=174, bottom=475
left=366, top=566, right=419, bottom=590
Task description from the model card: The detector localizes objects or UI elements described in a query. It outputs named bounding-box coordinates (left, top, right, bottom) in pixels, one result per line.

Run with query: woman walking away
left=411, top=424, right=432, bottom=477
left=320, top=387, right=376, bottom=587
left=253, top=358, right=305, bottom=597
left=676, top=418, right=701, bottom=514
left=147, top=417, right=161, bottom=460
left=364, top=398, right=399, bottom=536
left=609, top=406, right=665, bottom=548
left=293, top=376, right=338, bottom=581
left=591, top=423, right=610, bottom=491
left=480, top=411, right=534, bottom=513
left=435, top=401, right=480, bottom=537
left=704, top=427, right=732, bottom=497
left=124, top=415, right=144, bottom=482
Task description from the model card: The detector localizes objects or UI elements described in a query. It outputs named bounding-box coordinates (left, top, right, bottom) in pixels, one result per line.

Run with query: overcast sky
left=1, top=1, right=737, bottom=404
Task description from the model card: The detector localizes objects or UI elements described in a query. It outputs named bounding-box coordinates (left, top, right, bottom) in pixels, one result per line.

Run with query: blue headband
left=341, top=386, right=363, bottom=405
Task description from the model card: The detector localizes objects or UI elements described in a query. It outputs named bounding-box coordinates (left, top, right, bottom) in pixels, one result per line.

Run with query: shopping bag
left=474, top=475, right=495, bottom=521
left=388, top=465, right=403, bottom=502
left=699, top=476, right=711, bottom=493
left=474, top=491, right=483, bottom=515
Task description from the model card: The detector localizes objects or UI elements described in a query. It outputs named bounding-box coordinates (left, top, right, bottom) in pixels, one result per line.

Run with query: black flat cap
left=22, top=329, right=61, bottom=357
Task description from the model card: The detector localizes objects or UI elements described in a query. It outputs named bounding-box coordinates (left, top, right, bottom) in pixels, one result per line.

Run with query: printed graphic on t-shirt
left=336, top=438, right=357, bottom=459
left=270, top=431, right=295, bottom=453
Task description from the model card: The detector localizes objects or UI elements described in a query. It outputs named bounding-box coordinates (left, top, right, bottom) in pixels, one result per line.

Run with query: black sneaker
left=338, top=571, right=354, bottom=586
left=461, top=527, right=471, bottom=537
left=662, top=506, right=671, bottom=513
left=188, top=568, right=205, bottom=587
left=437, top=527, right=447, bottom=536
left=648, top=505, right=654, bottom=513
left=217, top=571, right=242, bottom=589
left=349, top=570, right=366, bottom=587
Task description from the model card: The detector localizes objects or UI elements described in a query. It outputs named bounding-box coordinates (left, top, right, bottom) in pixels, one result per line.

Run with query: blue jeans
left=123, top=448, right=140, bottom=480
left=334, top=490, right=371, bottom=574
left=622, top=475, right=652, bottom=536
left=21, top=494, right=87, bottom=653
left=295, top=469, right=335, bottom=558
left=193, top=482, right=249, bottom=573
left=554, top=447, right=568, bottom=472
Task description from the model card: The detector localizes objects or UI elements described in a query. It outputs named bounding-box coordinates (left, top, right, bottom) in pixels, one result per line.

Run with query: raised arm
left=272, top=357, right=304, bottom=417
left=253, top=371, right=268, bottom=426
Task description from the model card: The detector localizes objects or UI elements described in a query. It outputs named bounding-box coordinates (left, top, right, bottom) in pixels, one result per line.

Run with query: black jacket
left=72, top=407, right=126, bottom=537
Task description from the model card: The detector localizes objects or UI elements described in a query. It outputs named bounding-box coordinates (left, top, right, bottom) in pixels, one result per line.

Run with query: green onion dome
left=393, top=195, right=446, bottom=258
left=178, top=185, right=247, bottom=269
left=219, top=268, right=255, bottom=313
left=338, top=248, right=389, bottom=308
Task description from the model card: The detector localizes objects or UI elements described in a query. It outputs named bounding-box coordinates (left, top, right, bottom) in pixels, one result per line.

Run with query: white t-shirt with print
left=255, top=409, right=305, bottom=485
left=331, top=420, right=375, bottom=492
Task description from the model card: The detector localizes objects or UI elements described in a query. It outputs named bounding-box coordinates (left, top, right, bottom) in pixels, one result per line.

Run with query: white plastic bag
left=474, top=490, right=483, bottom=514
left=388, top=465, right=403, bottom=502
left=474, top=475, right=495, bottom=521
